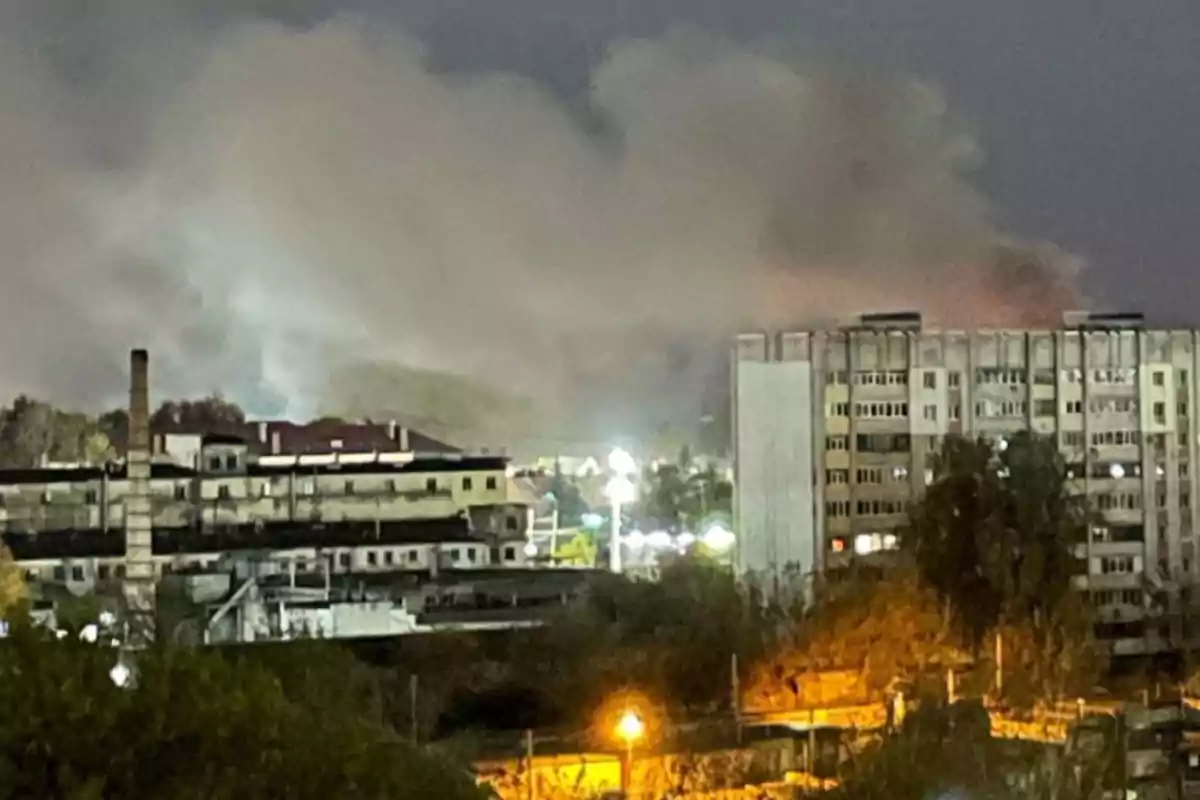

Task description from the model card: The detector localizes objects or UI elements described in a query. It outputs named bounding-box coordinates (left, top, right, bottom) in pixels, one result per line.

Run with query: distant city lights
left=646, top=530, right=672, bottom=549
left=700, top=523, right=735, bottom=552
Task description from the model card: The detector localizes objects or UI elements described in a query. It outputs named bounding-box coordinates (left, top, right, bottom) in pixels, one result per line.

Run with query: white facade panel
left=735, top=360, right=815, bottom=599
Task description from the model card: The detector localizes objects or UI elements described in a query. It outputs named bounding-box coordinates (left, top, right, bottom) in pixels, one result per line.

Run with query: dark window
left=467, top=548, right=477, bottom=563
left=407, top=550, right=418, bottom=563
left=344, top=480, right=355, bottom=495
left=53, top=566, right=66, bottom=581
left=114, top=565, right=125, bottom=578
left=462, top=476, right=473, bottom=491
left=486, top=476, right=498, bottom=491
left=338, top=553, right=350, bottom=568
left=504, top=546, right=516, bottom=561
left=174, top=485, right=187, bottom=500
left=384, top=550, right=394, bottom=565
left=84, top=490, right=98, bottom=504
left=217, top=485, right=231, bottom=500
left=208, top=456, right=222, bottom=471
left=224, top=454, right=237, bottom=471
left=449, top=548, right=461, bottom=561
left=71, top=566, right=84, bottom=582
left=506, top=516, right=519, bottom=531
left=367, top=551, right=377, bottom=566
left=425, top=477, right=438, bottom=493
left=98, top=564, right=110, bottom=580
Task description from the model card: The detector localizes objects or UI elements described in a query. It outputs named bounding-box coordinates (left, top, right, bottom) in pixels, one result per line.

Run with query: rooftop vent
left=1062, top=311, right=1145, bottom=330
left=854, top=311, right=923, bottom=330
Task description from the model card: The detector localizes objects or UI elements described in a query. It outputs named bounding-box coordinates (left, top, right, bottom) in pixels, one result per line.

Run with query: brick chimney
left=124, top=349, right=156, bottom=641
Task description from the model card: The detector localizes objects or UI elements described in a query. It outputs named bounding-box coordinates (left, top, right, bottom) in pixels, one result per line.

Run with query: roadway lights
left=615, top=709, right=644, bottom=795
left=607, top=447, right=637, bottom=476
left=616, top=709, right=644, bottom=745
left=110, top=660, right=131, bottom=688
left=701, top=523, right=735, bottom=552
left=605, top=447, right=639, bottom=574
left=646, top=530, right=672, bottom=549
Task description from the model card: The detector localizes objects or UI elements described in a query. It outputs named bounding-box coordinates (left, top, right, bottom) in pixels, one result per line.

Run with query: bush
left=0, top=619, right=486, bottom=799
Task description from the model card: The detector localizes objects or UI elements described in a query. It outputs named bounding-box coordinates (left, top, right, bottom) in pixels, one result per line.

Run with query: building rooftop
left=148, top=419, right=459, bottom=457
left=0, top=454, right=509, bottom=486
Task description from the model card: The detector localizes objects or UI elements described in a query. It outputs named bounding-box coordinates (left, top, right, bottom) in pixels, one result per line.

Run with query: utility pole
left=731, top=653, right=742, bottom=745
left=410, top=675, right=419, bottom=744
left=549, top=508, right=560, bottom=563
left=525, top=729, right=536, bottom=800
left=994, top=630, right=1004, bottom=697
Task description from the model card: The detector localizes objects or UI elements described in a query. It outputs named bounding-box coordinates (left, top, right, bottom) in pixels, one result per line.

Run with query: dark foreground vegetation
left=0, top=431, right=1186, bottom=798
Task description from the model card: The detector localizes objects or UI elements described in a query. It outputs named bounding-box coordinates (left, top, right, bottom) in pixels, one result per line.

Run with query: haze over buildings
left=0, top=1, right=1093, bottom=445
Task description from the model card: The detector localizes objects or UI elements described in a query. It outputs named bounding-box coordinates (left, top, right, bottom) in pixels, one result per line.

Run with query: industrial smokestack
left=124, top=348, right=156, bottom=642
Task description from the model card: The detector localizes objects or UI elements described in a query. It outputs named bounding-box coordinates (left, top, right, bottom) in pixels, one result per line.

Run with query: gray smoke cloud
left=0, top=7, right=1082, bottom=442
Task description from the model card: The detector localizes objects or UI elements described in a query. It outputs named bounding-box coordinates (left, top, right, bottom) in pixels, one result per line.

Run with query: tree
left=492, top=558, right=774, bottom=727
left=991, top=592, right=1104, bottom=706
left=0, top=624, right=487, bottom=799
left=745, top=566, right=968, bottom=711
left=902, top=432, right=1089, bottom=644
left=0, top=396, right=112, bottom=467
left=638, top=451, right=732, bottom=533
left=830, top=700, right=1051, bottom=800
left=0, top=546, right=27, bottom=616
left=547, top=461, right=589, bottom=528
left=639, top=462, right=691, bottom=530
left=901, top=432, right=1102, bottom=707
left=150, top=395, right=247, bottom=431
left=97, top=408, right=129, bottom=449
left=554, top=531, right=597, bottom=567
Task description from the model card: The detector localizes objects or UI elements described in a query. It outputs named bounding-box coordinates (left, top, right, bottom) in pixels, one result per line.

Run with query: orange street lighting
left=616, top=709, right=644, bottom=744
left=615, top=709, right=644, bottom=795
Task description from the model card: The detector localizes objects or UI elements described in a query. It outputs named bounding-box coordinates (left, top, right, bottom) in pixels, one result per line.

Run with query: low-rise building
left=0, top=438, right=527, bottom=535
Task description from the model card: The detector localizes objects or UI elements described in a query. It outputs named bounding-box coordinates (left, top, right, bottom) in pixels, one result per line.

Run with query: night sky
left=365, top=0, right=1200, bottom=320
left=5, top=0, right=1198, bottom=430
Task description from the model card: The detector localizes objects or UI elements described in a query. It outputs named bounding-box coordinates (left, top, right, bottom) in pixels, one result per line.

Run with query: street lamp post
left=615, top=709, right=644, bottom=796
left=605, top=448, right=637, bottom=575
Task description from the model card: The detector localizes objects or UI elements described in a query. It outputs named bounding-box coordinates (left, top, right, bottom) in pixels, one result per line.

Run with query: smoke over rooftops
left=0, top=9, right=1081, bottom=436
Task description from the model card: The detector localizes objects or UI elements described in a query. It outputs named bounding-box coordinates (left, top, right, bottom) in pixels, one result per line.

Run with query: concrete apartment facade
left=734, top=312, right=1200, bottom=655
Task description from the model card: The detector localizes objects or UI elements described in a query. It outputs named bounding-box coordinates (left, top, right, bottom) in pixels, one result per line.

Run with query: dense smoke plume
left=0, top=6, right=1081, bottom=441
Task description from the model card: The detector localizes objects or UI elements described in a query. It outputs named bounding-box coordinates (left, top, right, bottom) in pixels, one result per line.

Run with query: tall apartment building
left=733, top=312, right=1200, bottom=655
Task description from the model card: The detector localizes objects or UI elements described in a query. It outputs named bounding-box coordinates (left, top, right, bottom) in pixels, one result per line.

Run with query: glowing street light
left=701, top=523, right=735, bottom=552
left=615, top=709, right=645, bottom=795
left=605, top=462, right=638, bottom=574
left=616, top=709, right=644, bottom=744
left=607, top=447, right=637, bottom=476
left=110, top=660, right=131, bottom=688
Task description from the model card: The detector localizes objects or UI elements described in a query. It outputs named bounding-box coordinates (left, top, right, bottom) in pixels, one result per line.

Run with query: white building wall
left=734, top=337, right=816, bottom=600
